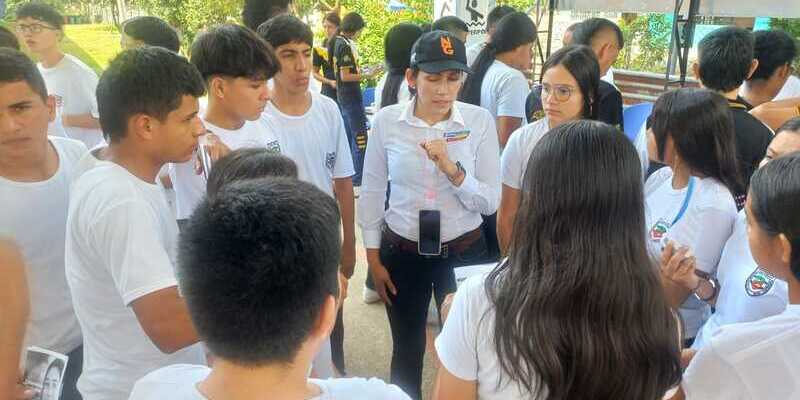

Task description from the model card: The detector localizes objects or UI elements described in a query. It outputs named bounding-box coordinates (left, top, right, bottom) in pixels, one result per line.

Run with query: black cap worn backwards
left=410, top=30, right=470, bottom=74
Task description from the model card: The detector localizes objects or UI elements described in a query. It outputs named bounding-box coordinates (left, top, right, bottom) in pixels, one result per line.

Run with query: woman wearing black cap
left=358, top=30, right=501, bottom=400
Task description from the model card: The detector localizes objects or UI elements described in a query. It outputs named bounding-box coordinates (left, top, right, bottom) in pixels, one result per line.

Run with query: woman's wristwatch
left=447, top=161, right=466, bottom=183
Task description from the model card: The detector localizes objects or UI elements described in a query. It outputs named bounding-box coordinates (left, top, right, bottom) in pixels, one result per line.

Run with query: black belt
left=381, top=225, right=482, bottom=259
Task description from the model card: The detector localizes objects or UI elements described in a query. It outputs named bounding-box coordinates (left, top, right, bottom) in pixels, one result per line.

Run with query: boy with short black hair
left=170, top=23, right=279, bottom=224
left=0, top=47, right=87, bottom=400
left=65, top=47, right=208, bottom=399
left=257, top=14, right=355, bottom=377
left=695, top=26, right=773, bottom=200
left=129, top=178, right=410, bottom=400
left=15, top=2, right=103, bottom=147
left=740, top=29, right=798, bottom=107
left=121, top=16, right=181, bottom=53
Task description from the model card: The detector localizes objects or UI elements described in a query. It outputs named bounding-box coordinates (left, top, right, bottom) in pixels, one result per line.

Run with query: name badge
left=444, top=130, right=470, bottom=143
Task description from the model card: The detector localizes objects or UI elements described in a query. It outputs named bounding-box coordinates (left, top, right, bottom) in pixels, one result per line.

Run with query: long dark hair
left=750, top=152, right=800, bottom=280
left=542, top=45, right=600, bottom=119
left=458, top=12, right=537, bottom=105
left=381, top=23, right=422, bottom=108
left=322, top=12, right=340, bottom=48
left=487, top=120, right=682, bottom=399
left=650, top=88, right=743, bottom=196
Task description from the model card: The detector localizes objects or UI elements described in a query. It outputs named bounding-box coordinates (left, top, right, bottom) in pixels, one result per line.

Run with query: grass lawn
left=62, top=24, right=121, bottom=74
left=0, top=22, right=121, bottom=74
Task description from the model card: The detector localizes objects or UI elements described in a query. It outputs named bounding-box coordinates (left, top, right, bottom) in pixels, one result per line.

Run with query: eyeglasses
left=542, top=83, right=575, bottom=103
left=15, top=23, right=58, bottom=34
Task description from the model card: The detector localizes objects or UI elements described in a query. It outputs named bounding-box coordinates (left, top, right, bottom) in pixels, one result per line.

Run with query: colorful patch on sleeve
left=444, top=130, right=470, bottom=143
left=745, top=268, right=776, bottom=297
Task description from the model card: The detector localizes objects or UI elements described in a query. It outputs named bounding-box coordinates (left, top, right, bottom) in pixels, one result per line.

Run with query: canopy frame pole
left=665, top=0, right=701, bottom=89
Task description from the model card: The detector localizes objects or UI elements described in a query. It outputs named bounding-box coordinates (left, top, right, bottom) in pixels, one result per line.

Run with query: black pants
left=331, top=308, right=345, bottom=374
left=379, top=229, right=487, bottom=400
left=62, top=345, right=83, bottom=400
left=480, top=213, right=501, bottom=263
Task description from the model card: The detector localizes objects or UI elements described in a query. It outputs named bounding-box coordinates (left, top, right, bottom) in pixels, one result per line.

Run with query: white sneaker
left=362, top=285, right=381, bottom=304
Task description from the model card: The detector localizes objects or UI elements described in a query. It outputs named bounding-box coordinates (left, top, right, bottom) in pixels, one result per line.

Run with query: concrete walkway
left=339, top=232, right=438, bottom=399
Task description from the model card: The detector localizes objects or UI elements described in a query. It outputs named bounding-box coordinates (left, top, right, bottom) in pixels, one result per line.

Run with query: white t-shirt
left=373, top=74, right=412, bottom=110
left=66, top=162, right=205, bottom=400
left=500, top=118, right=550, bottom=190
left=602, top=68, right=615, bottom=86
left=262, top=92, right=355, bottom=196
left=128, top=364, right=412, bottom=400
left=436, top=274, right=541, bottom=399
left=38, top=54, right=103, bottom=149
left=480, top=60, right=529, bottom=120
left=644, top=168, right=738, bottom=339
left=466, top=42, right=486, bottom=68
left=774, top=75, right=800, bottom=101
left=170, top=117, right=276, bottom=220
left=692, top=211, right=789, bottom=349
left=682, top=304, right=800, bottom=400
left=0, top=137, right=86, bottom=354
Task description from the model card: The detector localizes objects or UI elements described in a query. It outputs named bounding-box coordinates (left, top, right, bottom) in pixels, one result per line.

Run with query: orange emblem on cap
left=440, top=36, right=454, bottom=55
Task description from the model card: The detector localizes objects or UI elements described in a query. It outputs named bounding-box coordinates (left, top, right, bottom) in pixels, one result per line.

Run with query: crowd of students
left=1, top=1, right=800, bottom=400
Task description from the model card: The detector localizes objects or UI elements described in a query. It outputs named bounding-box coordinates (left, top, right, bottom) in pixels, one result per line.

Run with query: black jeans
left=331, top=308, right=345, bottom=374
left=480, top=213, right=501, bottom=263
left=62, top=345, right=83, bottom=400
left=379, top=229, right=487, bottom=400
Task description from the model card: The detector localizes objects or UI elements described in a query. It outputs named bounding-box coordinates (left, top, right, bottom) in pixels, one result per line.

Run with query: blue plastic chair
left=362, top=87, right=376, bottom=108
left=623, top=102, right=653, bottom=143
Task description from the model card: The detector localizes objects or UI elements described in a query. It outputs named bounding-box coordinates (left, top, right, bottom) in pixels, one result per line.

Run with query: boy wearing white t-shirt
left=16, top=3, right=103, bottom=148
left=65, top=47, right=208, bottom=400
left=170, top=24, right=279, bottom=222
left=674, top=153, right=800, bottom=400
left=129, top=179, right=409, bottom=400
left=0, top=48, right=88, bottom=400
left=257, top=15, right=357, bottom=376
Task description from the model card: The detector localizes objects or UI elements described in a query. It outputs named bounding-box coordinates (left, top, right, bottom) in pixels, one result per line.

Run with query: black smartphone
left=418, top=210, right=442, bottom=256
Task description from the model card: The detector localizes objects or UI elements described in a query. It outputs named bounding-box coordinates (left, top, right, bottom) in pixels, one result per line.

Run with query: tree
left=770, top=18, right=800, bottom=75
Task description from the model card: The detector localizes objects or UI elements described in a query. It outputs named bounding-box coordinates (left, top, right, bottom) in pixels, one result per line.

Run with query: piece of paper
left=24, top=346, right=69, bottom=400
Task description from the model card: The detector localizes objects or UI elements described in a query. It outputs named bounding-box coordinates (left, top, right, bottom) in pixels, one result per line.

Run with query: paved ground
left=340, top=230, right=439, bottom=399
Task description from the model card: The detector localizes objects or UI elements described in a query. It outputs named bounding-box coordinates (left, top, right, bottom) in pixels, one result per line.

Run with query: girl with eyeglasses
left=497, top=45, right=600, bottom=254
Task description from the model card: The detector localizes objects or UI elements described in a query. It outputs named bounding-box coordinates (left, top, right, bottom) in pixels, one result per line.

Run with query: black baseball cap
left=410, top=30, right=470, bottom=74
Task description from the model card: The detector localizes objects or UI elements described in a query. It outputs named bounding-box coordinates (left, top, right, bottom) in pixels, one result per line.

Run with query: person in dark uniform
left=694, top=26, right=774, bottom=207
left=313, top=12, right=339, bottom=102
left=330, top=12, right=374, bottom=187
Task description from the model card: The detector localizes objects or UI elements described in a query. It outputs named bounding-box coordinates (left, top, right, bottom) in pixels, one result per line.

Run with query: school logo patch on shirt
left=532, top=110, right=546, bottom=121
left=326, top=152, right=336, bottom=171
left=444, top=130, right=470, bottom=143
left=745, top=268, right=776, bottom=297
left=649, top=218, right=670, bottom=242
left=266, top=140, right=281, bottom=154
